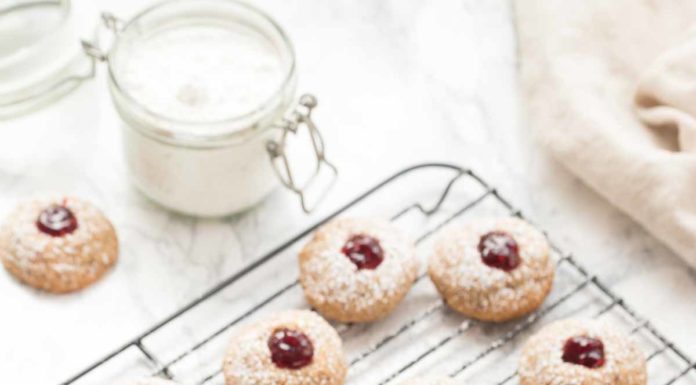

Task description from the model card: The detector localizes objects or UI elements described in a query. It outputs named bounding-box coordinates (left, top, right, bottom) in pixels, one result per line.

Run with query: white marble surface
left=1, top=0, right=696, bottom=384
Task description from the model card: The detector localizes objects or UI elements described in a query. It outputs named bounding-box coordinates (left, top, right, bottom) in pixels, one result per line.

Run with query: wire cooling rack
left=59, top=163, right=696, bottom=385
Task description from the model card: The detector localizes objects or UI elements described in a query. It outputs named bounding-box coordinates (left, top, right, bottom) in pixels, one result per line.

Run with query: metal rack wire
left=59, top=163, right=696, bottom=385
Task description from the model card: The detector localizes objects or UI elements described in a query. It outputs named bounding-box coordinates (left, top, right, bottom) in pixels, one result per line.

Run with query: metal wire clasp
left=267, top=94, right=338, bottom=213
left=81, top=13, right=124, bottom=62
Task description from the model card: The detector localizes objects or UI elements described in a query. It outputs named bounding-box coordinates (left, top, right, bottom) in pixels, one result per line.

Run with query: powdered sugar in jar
left=91, top=0, right=335, bottom=217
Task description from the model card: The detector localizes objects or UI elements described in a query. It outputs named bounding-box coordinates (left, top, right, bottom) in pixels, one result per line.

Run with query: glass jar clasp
left=81, top=13, right=124, bottom=62
left=267, top=94, right=338, bottom=213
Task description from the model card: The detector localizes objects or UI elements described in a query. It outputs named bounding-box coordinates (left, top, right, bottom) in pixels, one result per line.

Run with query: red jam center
left=562, top=336, right=605, bottom=368
left=268, top=328, right=314, bottom=369
left=341, top=234, right=384, bottom=270
left=36, top=205, right=78, bottom=237
left=478, top=231, right=521, bottom=271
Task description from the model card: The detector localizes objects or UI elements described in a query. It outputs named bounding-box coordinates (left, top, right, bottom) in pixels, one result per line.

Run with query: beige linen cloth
left=514, top=0, right=696, bottom=268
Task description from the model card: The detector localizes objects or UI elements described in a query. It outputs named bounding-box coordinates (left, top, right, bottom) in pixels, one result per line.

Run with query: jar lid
left=0, top=0, right=96, bottom=118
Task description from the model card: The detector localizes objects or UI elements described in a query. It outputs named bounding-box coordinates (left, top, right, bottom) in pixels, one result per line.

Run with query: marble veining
left=0, top=0, right=694, bottom=384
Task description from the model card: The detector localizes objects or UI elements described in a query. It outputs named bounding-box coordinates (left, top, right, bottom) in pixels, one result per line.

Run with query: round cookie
left=223, top=309, right=347, bottom=385
left=299, top=218, right=419, bottom=323
left=428, top=217, right=554, bottom=322
left=519, top=319, right=647, bottom=385
left=397, top=378, right=459, bottom=385
left=0, top=196, right=118, bottom=293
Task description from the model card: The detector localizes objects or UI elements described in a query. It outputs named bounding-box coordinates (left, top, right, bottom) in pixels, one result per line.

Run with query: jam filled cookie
left=428, top=217, right=554, bottom=322
left=0, top=196, right=118, bottom=293
left=397, top=378, right=459, bottom=385
left=519, top=319, right=647, bottom=385
left=299, top=218, right=418, bottom=323
left=223, top=310, right=347, bottom=385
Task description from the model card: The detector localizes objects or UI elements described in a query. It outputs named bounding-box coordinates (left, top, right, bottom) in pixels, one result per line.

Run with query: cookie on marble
left=298, top=218, right=419, bottom=323
left=0, top=196, right=118, bottom=293
left=427, top=217, right=554, bottom=322
left=519, top=319, right=647, bottom=385
left=397, top=378, right=459, bottom=385
left=223, top=309, right=347, bottom=385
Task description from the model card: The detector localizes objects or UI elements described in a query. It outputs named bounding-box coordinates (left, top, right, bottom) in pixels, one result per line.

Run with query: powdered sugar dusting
left=428, top=217, right=554, bottom=321
left=299, top=218, right=419, bottom=322
left=519, top=319, right=647, bottom=385
left=223, top=310, right=347, bottom=385
left=0, top=196, right=118, bottom=293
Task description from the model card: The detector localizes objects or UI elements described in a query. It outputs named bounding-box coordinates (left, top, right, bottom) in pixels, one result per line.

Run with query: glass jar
left=86, top=0, right=336, bottom=217
left=0, top=0, right=95, bottom=116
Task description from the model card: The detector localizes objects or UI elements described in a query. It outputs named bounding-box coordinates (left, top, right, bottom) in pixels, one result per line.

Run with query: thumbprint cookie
left=223, top=309, right=347, bottom=385
left=0, top=196, right=118, bottom=293
left=519, top=319, right=647, bottom=385
left=397, top=378, right=459, bottom=385
left=299, top=218, right=419, bottom=323
left=428, top=217, right=554, bottom=322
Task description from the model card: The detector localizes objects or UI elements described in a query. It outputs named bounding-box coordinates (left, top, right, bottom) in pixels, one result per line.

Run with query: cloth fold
left=514, top=0, right=696, bottom=268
